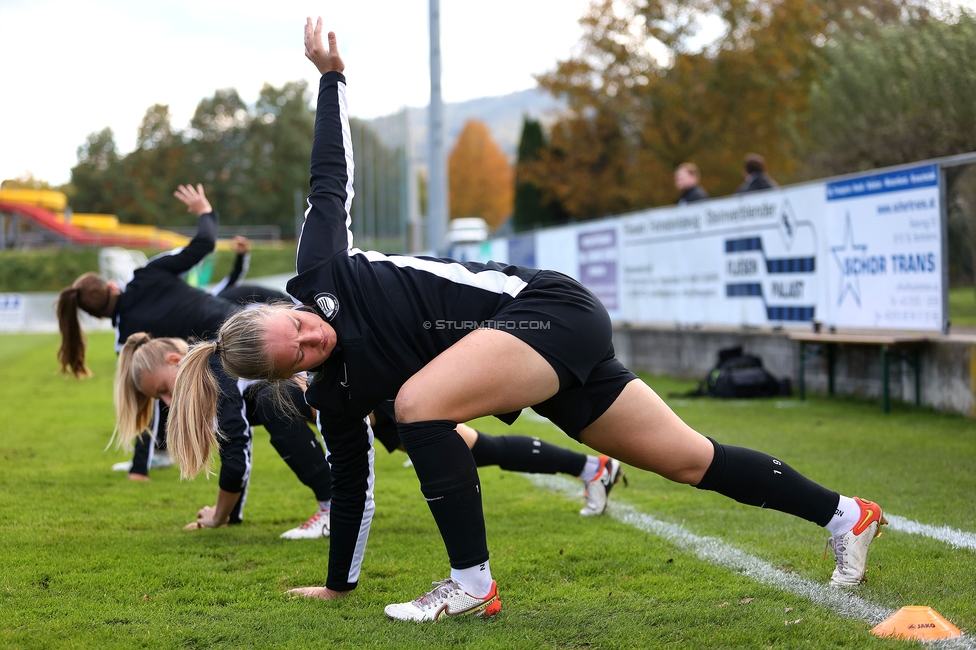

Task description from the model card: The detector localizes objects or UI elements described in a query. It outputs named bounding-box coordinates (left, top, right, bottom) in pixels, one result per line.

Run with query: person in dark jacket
left=674, top=163, right=709, bottom=204
left=735, top=153, right=778, bottom=194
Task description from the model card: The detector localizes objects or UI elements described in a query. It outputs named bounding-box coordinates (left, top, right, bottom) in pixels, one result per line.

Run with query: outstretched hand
left=286, top=586, right=349, bottom=600
left=174, top=184, right=213, bottom=216
left=304, top=18, right=344, bottom=75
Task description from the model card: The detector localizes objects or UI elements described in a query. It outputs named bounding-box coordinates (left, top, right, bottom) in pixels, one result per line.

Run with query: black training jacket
left=286, top=71, right=539, bottom=591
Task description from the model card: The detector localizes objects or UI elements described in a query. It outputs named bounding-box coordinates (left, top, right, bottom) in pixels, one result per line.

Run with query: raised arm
left=147, top=184, right=219, bottom=276
left=295, top=21, right=355, bottom=274
left=209, top=236, right=251, bottom=296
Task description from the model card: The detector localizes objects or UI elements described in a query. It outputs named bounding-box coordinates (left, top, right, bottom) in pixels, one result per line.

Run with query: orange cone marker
left=871, top=606, right=962, bottom=641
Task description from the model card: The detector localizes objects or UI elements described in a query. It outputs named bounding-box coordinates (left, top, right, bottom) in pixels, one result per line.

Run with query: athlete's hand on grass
left=184, top=505, right=227, bottom=529
left=174, top=183, right=213, bottom=216
left=304, top=18, right=344, bottom=75
left=286, top=586, right=349, bottom=600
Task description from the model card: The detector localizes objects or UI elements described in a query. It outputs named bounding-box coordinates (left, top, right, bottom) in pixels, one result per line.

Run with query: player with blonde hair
left=115, top=332, right=333, bottom=538
left=169, top=21, right=886, bottom=622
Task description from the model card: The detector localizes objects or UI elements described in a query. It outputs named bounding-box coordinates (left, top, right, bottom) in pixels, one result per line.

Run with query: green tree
left=513, top=117, right=567, bottom=231
left=66, top=82, right=406, bottom=245
left=246, top=81, right=315, bottom=234
left=69, top=128, right=127, bottom=216
left=805, top=9, right=976, bottom=176
left=1, top=174, right=58, bottom=190
left=184, top=89, right=252, bottom=227
left=120, top=104, right=188, bottom=225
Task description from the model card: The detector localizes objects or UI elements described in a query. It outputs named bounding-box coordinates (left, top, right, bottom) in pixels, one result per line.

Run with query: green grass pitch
left=1, top=332, right=974, bottom=648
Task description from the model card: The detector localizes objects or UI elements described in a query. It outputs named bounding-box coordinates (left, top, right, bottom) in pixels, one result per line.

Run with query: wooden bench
left=787, top=332, right=928, bottom=413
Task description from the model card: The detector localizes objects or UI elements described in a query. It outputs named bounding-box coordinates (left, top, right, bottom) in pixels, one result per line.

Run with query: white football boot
left=384, top=579, right=501, bottom=621
left=280, top=509, right=331, bottom=540
left=827, top=497, right=887, bottom=587
left=580, top=456, right=627, bottom=516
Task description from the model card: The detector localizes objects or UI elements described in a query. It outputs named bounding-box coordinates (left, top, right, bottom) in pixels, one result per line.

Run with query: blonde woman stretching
left=115, top=332, right=333, bottom=538
left=169, top=21, right=886, bottom=622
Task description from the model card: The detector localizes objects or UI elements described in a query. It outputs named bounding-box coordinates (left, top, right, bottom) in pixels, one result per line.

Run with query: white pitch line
left=524, top=474, right=975, bottom=649
left=885, top=515, right=976, bottom=551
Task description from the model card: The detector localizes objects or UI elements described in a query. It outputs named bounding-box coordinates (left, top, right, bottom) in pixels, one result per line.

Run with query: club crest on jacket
left=314, top=292, right=340, bottom=320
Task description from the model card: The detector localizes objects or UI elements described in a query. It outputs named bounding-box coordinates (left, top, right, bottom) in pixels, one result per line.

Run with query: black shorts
left=490, top=271, right=637, bottom=439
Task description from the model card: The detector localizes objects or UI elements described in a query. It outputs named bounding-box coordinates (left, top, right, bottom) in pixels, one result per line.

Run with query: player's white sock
left=451, top=560, right=493, bottom=598
left=578, top=455, right=602, bottom=483
left=317, top=500, right=331, bottom=512
left=825, top=495, right=860, bottom=535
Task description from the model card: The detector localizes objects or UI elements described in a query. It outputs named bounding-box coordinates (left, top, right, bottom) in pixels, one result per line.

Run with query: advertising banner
left=447, top=162, right=944, bottom=332
left=823, top=164, right=942, bottom=330
left=0, top=294, right=26, bottom=331
left=615, top=184, right=824, bottom=327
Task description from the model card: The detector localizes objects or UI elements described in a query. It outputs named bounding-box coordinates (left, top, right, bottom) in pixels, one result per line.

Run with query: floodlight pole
left=427, top=0, right=448, bottom=254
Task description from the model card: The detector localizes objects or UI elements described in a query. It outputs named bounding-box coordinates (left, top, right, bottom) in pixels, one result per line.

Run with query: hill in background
left=365, top=88, right=566, bottom=166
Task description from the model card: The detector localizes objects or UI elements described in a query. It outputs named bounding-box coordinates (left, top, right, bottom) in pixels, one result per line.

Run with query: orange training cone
left=871, top=606, right=962, bottom=641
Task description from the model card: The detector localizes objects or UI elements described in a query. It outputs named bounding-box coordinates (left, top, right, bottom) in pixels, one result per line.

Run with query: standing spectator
left=736, top=153, right=778, bottom=194
left=674, top=163, right=709, bottom=204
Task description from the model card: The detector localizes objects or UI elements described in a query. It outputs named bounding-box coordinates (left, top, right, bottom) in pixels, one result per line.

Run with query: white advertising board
left=823, top=164, right=942, bottom=330
left=613, top=184, right=825, bottom=327
left=448, top=162, right=944, bottom=332
left=0, top=294, right=27, bottom=331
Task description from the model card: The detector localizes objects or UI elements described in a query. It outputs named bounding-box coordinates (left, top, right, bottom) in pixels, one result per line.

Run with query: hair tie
left=214, top=341, right=222, bottom=355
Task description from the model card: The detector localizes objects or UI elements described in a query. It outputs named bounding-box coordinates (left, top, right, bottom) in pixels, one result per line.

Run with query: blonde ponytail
left=112, top=333, right=188, bottom=449
left=169, top=341, right=221, bottom=479
left=113, top=332, right=152, bottom=448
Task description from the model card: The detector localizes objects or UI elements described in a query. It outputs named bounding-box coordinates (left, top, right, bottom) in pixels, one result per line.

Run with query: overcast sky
left=0, top=0, right=594, bottom=185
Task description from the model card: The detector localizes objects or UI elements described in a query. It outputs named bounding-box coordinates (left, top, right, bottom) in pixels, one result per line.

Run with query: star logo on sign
left=831, top=212, right=866, bottom=308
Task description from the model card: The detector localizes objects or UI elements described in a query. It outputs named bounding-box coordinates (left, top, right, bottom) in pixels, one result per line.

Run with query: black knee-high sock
left=694, top=437, right=839, bottom=526
left=398, top=420, right=489, bottom=570
left=249, top=384, right=333, bottom=503
left=470, top=432, right=588, bottom=477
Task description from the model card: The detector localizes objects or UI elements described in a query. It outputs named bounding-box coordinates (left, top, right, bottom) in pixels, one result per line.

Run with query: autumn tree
left=448, top=119, right=514, bottom=230
left=69, top=128, right=126, bottom=216
left=525, top=0, right=930, bottom=220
